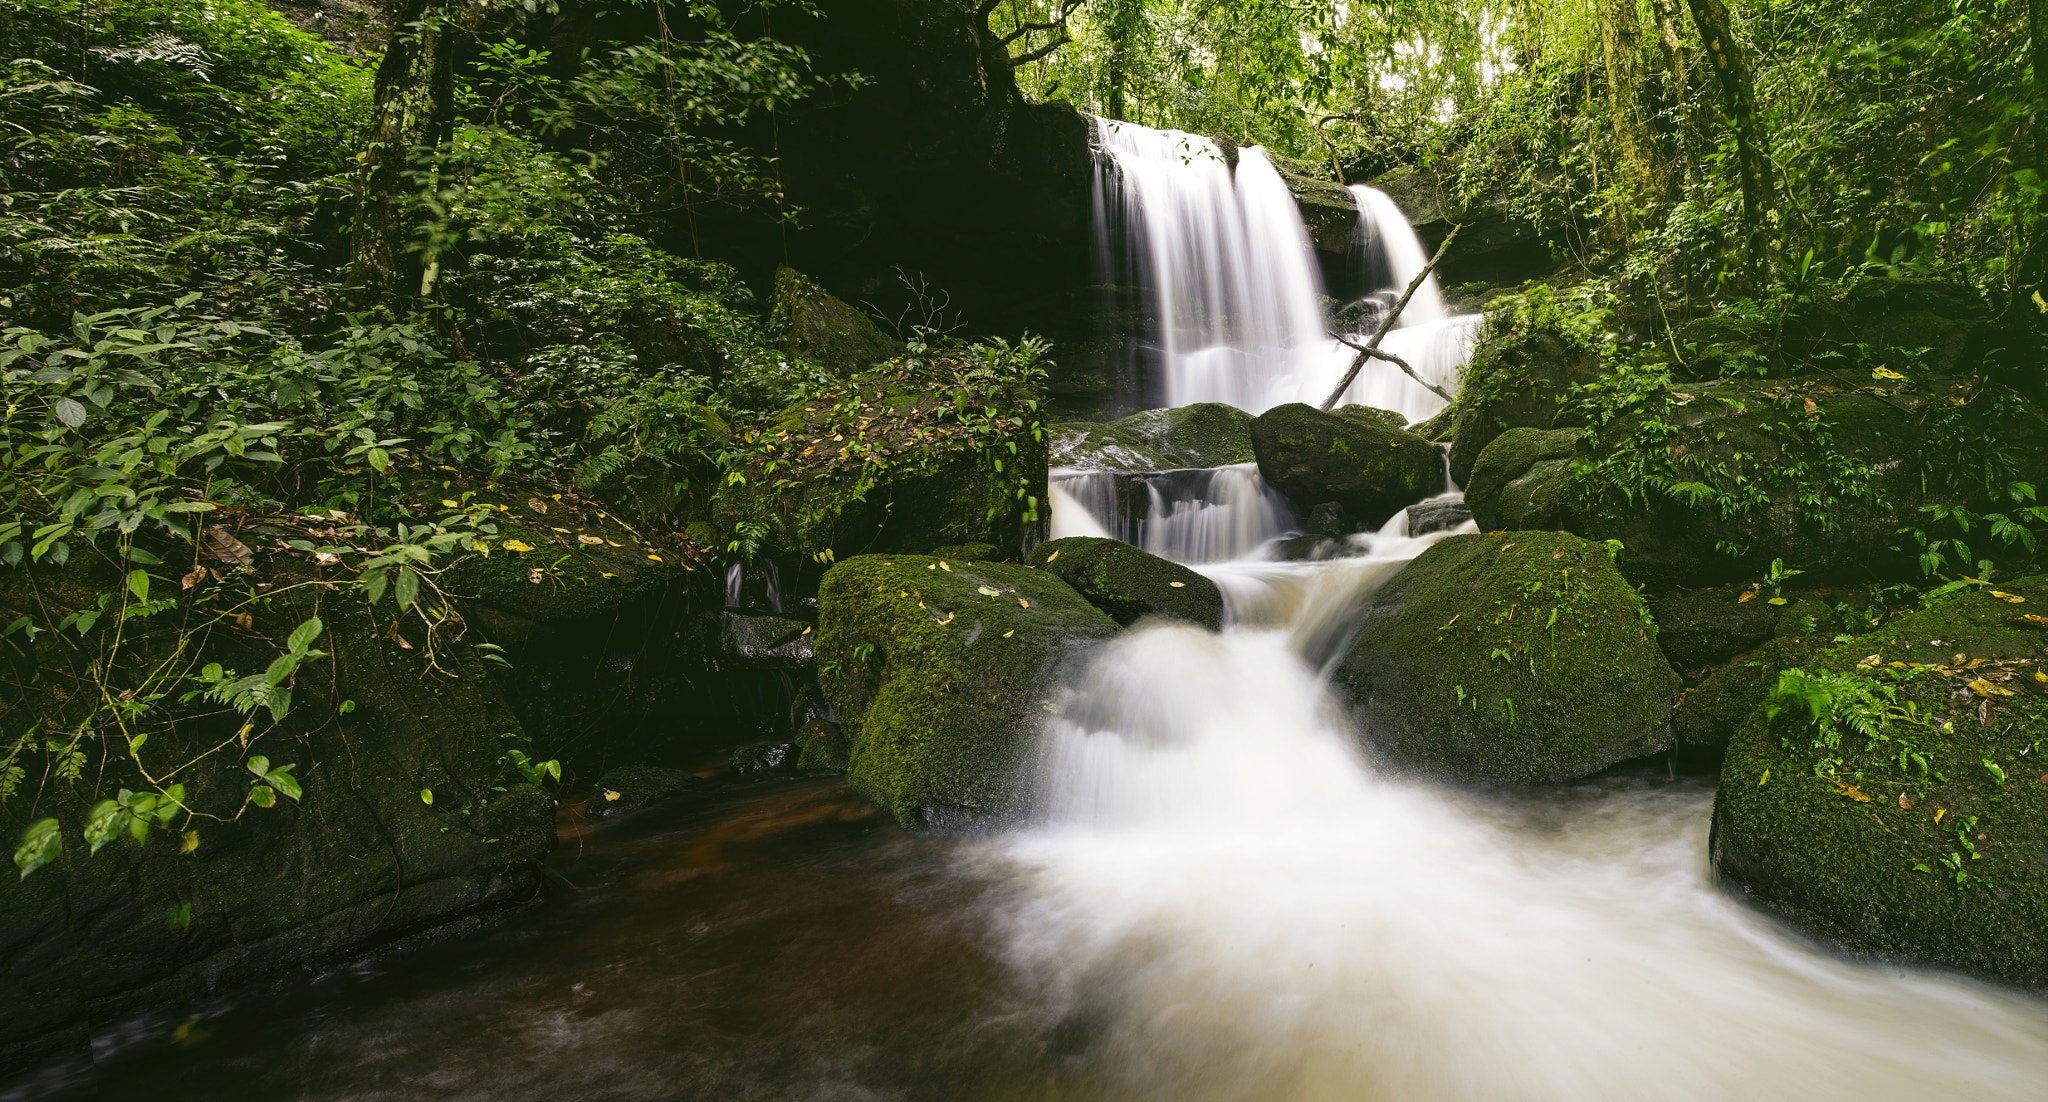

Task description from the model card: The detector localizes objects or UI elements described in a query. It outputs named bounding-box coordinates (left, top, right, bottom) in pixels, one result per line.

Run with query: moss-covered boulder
left=1050, top=402, right=1257, bottom=472
left=815, top=555, right=1118, bottom=826
left=1465, top=426, right=1582, bottom=531
left=0, top=556, right=555, bottom=1061
left=1444, top=309, right=1602, bottom=485
left=1251, top=402, right=1444, bottom=529
left=1456, top=375, right=2048, bottom=592
left=1333, top=531, right=1678, bottom=783
left=769, top=267, right=901, bottom=377
left=715, top=345, right=1050, bottom=561
left=1026, top=536, right=1224, bottom=630
left=1671, top=636, right=1823, bottom=755
left=1711, top=576, right=2048, bottom=984
left=1649, top=583, right=1785, bottom=669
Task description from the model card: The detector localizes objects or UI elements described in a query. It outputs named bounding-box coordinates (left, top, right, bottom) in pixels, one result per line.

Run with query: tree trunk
left=1685, top=0, right=1774, bottom=287
left=2025, top=0, right=2048, bottom=315
left=1647, top=0, right=1688, bottom=107
left=350, top=0, right=463, bottom=303
left=1597, top=0, right=1671, bottom=207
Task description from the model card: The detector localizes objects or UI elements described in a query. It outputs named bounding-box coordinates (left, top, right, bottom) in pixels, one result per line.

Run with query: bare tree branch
left=1320, top=223, right=1462, bottom=411
left=1330, top=335, right=1452, bottom=404
left=1009, top=33, right=1071, bottom=66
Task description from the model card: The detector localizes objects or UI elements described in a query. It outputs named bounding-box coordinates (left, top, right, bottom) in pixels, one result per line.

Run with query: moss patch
left=1712, top=576, right=2048, bottom=984
left=1334, top=530, right=1678, bottom=783
left=1026, top=536, right=1224, bottom=630
left=1250, top=402, right=1444, bottom=528
left=815, top=555, right=1118, bottom=826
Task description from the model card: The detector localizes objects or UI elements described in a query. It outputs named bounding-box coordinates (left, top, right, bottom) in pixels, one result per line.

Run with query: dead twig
left=1321, top=223, right=1461, bottom=411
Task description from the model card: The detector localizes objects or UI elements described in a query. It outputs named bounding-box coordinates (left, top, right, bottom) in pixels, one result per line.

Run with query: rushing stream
left=17, top=120, right=2048, bottom=1101
left=36, top=504, right=2048, bottom=1101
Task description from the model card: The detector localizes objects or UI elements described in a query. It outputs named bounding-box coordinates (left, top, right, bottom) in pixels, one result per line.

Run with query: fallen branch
left=1321, top=223, right=1461, bottom=411
left=1331, top=334, right=1452, bottom=404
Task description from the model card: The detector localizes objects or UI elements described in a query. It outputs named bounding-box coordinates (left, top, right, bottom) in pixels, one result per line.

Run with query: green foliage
left=1767, top=663, right=1934, bottom=775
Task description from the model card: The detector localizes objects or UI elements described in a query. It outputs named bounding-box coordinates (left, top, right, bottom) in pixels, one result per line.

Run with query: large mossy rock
left=1671, top=636, right=1823, bottom=756
left=769, top=266, right=901, bottom=376
left=1050, top=402, right=1256, bottom=472
left=1444, top=312, right=1602, bottom=486
left=1460, top=375, right=2048, bottom=592
left=815, top=555, right=1118, bottom=826
left=715, top=351, right=1049, bottom=561
left=1026, top=536, right=1224, bottom=630
left=1334, top=531, right=1678, bottom=784
left=1250, top=402, right=1444, bottom=529
left=1711, top=577, right=2048, bottom=984
left=0, top=556, right=555, bottom=1064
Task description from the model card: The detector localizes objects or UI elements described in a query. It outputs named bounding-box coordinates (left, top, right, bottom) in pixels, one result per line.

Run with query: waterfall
left=1092, top=118, right=1480, bottom=426
left=966, top=509, right=2048, bottom=1101
left=1049, top=463, right=1296, bottom=563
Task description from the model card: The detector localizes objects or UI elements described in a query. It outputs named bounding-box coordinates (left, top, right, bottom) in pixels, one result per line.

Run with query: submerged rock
left=816, top=555, right=1118, bottom=826
left=1402, top=498, right=1473, bottom=536
left=1334, top=530, right=1678, bottom=784
left=1026, top=536, right=1225, bottom=630
left=1051, top=402, right=1257, bottom=472
left=1251, top=402, right=1443, bottom=529
left=1712, top=576, right=2048, bottom=985
left=587, top=765, right=703, bottom=819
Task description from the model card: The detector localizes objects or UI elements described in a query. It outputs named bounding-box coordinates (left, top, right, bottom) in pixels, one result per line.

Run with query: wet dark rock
left=717, top=611, right=815, bottom=667
left=1251, top=402, right=1443, bottom=529
left=1305, top=501, right=1350, bottom=537
left=587, top=766, right=704, bottom=820
left=1669, top=637, right=1820, bottom=755
left=1445, top=317, right=1602, bottom=486
left=1335, top=530, right=1678, bottom=784
left=769, top=267, right=901, bottom=376
left=794, top=719, right=851, bottom=773
left=1051, top=402, right=1257, bottom=472
left=1465, top=426, right=1583, bottom=533
left=1367, top=162, right=1551, bottom=286
left=730, top=741, right=801, bottom=778
left=1712, top=576, right=2048, bottom=985
left=1403, top=499, right=1473, bottom=536
left=1651, top=584, right=1784, bottom=669
left=1026, top=536, right=1225, bottom=630
left=816, top=555, right=1119, bottom=826
left=1273, top=535, right=1363, bottom=562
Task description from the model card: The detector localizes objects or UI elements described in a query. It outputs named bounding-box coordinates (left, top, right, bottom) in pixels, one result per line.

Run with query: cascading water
left=1092, top=119, right=1481, bottom=425
left=967, top=502, right=2048, bottom=1101
left=1048, top=463, right=1296, bottom=563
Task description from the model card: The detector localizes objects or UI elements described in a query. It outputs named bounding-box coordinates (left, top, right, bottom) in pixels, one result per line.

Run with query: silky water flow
left=1007, top=489, right=2048, bottom=1101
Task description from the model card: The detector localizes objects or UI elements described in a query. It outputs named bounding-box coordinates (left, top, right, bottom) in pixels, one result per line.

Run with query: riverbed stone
left=816, top=555, right=1119, bottom=826
left=1711, top=576, right=2048, bottom=984
left=1403, top=498, right=1473, bottom=536
left=587, top=765, right=704, bottom=819
left=1334, top=530, right=1678, bottom=784
left=1251, top=402, right=1444, bottom=529
left=1026, top=536, right=1224, bottom=630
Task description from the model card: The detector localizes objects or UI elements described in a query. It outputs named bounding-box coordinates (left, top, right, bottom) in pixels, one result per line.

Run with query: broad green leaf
left=268, top=769, right=302, bottom=802
left=249, top=784, right=275, bottom=809
left=84, top=799, right=128, bottom=854
left=53, top=397, right=85, bottom=427
left=126, top=569, right=149, bottom=602
left=287, top=616, right=325, bottom=654
left=394, top=565, right=420, bottom=610
left=246, top=755, right=271, bottom=777
left=15, top=818, right=61, bottom=879
left=419, top=788, right=434, bottom=805
left=264, top=652, right=299, bottom=687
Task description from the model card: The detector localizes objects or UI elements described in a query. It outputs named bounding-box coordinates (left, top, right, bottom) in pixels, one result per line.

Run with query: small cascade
left=1091, top=118, right=1481, bottom=425
left=1049, top=463, right=1296, bottom=564
left=1091, top=119, right=1334, bottom=413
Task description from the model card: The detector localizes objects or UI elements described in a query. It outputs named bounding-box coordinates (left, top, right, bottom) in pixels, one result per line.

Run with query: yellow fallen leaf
left=1857, top=654, right=1882, bottom=668
left=1017, top=597, right=1030, bottom=608
left=1990, top=591, right=2025, bottom=604
left=1871, top=366, right=1905, bottom=380
left=1739, top=591, right=1757, bottom=603
left=939, top=561, right=953, bottom=571
left=1003, top=629, right=1015, bottom=638
left=2035, top=670, right=2047, bottom=683
left=502, top=539, right=534, bottom=552
left=1168, top=581, right=1186, bottom=587
left=1935, top=808, right=1946, bottom=824
left=647, top=553, right=663, bottom=563
left=181, top=829, right=201, bottom=854
left=1046, top=550, right=1059, bottom=562
left=602, top=789, right=620, bottom=802
left=526, top=568, right=542, bottom=584
left=927, top=563, right=937, bottom=571
left=1830, top=780, right=1871, bottom=803
left=1802, top=397, right=1817, bottom=414
left=578, top=535, right=604, bottom=545
left=1758, top=768, right=1770, bottom=786
left=440, top=499, right=459, bottom=508
left=1968, top=678, right=2015, bottom=698
left=977, top=586, right=1000, bottom=597
left=1767, top=597, right=1787, bottom=606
